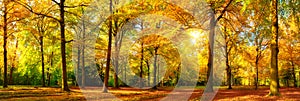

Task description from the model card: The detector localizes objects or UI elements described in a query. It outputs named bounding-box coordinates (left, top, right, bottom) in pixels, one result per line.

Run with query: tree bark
left=206, top=12, right=216, bottom=92
left=255, top=57, right=259, bottom=90
left=146, top=61, right=150, bottom=87
left=152, top=49, right=158, bottom=89
left=81, top=8, right=86, bottom=88
left=226, top=52, right=232, bottom=89
left=269, top=0, right=280, bottom=96
left=291, top=61, right=296, bottom=87
left=76, top=46, right=80, bottom=86
left=102, top=0, right=113, bottom=93
left=3, top=1, right=8, bottom=88
left=81, top=46, right=85, bottom=88
left=139, top=42, right=144, bottom=88
left=40, top=37, right=46, bottom=87
left=59, top=0, right=70, bottom=91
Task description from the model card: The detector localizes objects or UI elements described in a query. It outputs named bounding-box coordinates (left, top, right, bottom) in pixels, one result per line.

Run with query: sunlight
left=187, top=28, right=203, bottom=38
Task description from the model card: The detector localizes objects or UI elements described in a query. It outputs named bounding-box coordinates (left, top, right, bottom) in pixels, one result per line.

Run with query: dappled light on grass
left=0, top=86, right=300, bottom=100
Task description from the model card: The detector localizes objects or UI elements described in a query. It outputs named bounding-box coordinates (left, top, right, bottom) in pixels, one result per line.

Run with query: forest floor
left=0, top=85, right=299, bottom=101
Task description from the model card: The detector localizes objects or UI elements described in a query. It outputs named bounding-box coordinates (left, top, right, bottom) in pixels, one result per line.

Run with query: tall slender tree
left=102, top=0, right=113, bottom=93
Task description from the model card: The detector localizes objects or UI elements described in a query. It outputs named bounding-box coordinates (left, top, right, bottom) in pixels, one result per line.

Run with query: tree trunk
left=81, top=46, right=85, bottom=88
left=76, top=46, right=80, bottom=86
left=139, top=42, right=144, bottom=88
left=81, top=8, right=86, bottom=88
left=206, top=12, right=216, bottom=93
left=40, top=37, right=46, bottom=87
left=226, top=54, right=232, bottom=89
left=59, top=0, right=70, bottom=91
left=152, top=49, right=158, bottom=89
left=291, top=61, right=296, bottom=87
left=255, top=59, right=259, bottom=90
left=269, top=0, right=280, bottom=96
left=113, top=61, right=119, bottom=88
left=113, top=37, right=120, bottom=88
left=103, top=0, right=113, bottom=93
left=124, top=65, right=127, bottom=84
left=255, top=45, right=259, bottom=90
left=3, top=2, right=8, bottom=88
left=146, top=61, right=150, bottom=87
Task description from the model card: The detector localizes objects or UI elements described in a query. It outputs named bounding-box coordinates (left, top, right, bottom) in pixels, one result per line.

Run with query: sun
left=187, top=28, right=203, bottom=38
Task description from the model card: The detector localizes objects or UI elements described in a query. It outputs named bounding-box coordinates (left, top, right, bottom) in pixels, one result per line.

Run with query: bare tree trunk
left=76, top=46, right=80, bottom=86
left=81, top=8, right=86, bottom=88
left=226, top=53, right=232, bottom=89
left=269, top=0, right=280, bottom=96
left=291, top=62, right=296, bottom=87
left=206, top=12, right=216, bottom=92
left=81, top=46, right=85, bottom=88
left=255, top=58, right=259, bottom=90
left=48, top=52, right=53, bottom=86
left=102, top=0, right=113, bottom=93
left=146, top=61, right=150, bottom=87
left=40, top=37, right=46, bottom=87
left=59, top=0, right=70, bottom=91
left=139, top=42, right=144, bottom=88
left=3, top=1, right=8, bottom=88
left=152, top=49, right=158, bottom=89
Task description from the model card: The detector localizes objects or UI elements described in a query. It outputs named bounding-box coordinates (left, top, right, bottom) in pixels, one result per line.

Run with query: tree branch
left=14, top=1, right=60, bottom=22
left=64, top=4, right=89, bottom=8
left=52, top=0, right=60, bottom=5
left=216, top=0, right=233, bottom=22
left=66, top=39, right=74, bottom=43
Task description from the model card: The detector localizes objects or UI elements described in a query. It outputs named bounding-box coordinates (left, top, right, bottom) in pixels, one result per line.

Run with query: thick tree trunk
left=103, top=19, right=112, bottom=93
left=113, top=39, right=120, bottom=88
left=3, top=3, right=8, bottom=88
left=206, top=12, right=216, bottom=93
left=269, top=0, right=280, bottom=96
left=103, top=0, right=113, bottom=93
left=59, top=0, right=70, bottom=91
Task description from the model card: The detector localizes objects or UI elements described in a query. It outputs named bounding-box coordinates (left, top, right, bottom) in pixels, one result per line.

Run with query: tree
left=269, top=0, right=280, bottom=96
left=17, top=0, right=89, bottom=91
left=205, top=0, right=234, bottom=92
left=102, top=0, right=113, bottom=93
left=1, top=0, right=28, bottom=88
left=244, top=0, right=271, bottom=89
